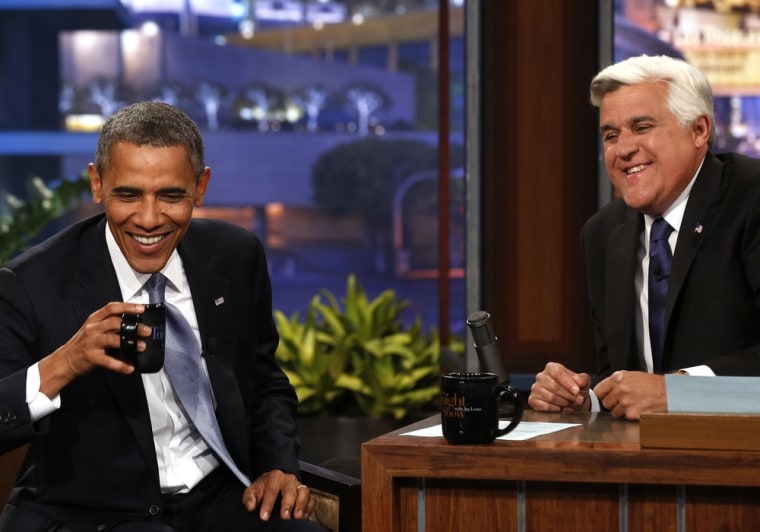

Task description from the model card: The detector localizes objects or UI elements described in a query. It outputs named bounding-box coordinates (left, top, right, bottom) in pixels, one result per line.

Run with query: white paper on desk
left=400, top=421, right=580, bottom=441
left=666, top=375, right=760, bottom=413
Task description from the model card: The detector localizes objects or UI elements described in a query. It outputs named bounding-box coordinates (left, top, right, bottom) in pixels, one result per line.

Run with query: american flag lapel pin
left=694, top=223, right=703, bottom=234
left=214, top=296, right=225, bottom=306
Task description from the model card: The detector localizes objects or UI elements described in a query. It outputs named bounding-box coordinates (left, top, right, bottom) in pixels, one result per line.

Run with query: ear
left=193, top=167, right=211, bottom=208
left=88, top=163, right=103, bottom=204
left=692, top=114, right=711, bottom=149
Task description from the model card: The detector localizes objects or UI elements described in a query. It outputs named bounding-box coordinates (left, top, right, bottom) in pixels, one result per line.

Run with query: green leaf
left=0, top=172, right=91, bottom=265
left=274, top=274, right=465, bottom=419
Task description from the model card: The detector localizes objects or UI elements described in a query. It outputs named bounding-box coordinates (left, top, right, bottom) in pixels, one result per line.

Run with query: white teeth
left=627, top=164, right=649, bottom=174
left=133, top=234, right=163, bottom=245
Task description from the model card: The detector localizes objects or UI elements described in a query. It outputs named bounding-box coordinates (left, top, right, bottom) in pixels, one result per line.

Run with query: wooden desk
left=361, top=411, right=760, bottom=531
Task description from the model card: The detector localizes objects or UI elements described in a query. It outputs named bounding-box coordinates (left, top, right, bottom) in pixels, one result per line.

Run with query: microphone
left=466, top=311, right=510, bottom=383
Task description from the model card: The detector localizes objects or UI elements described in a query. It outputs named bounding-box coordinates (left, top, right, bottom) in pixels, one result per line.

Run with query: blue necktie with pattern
left=145, top=273, right=250, bottom=487
left=648, top=217, right=674, bottom=374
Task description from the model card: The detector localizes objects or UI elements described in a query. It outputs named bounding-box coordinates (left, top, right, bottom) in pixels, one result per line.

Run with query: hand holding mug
left=107, top=303, right=166, bottom=373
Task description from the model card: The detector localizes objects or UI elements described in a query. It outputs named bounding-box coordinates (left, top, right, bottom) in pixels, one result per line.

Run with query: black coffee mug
left=440, top=372, right=523, bottom=444
left=107, top=303, right=166, bottom=373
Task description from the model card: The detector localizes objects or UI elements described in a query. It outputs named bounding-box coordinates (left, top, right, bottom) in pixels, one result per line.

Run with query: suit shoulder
left=708, top=152, right=760, bottom=202
left=715, top=152, right=760, bottom=180
left=583, top=197, right=631, bottom=237
left=5, top=214, right=104, bottom=275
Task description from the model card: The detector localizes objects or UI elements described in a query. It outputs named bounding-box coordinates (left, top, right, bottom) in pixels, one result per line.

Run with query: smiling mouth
left=626, top=163, right=650, bottom=174
left=132, top=234, right=165, bottom=245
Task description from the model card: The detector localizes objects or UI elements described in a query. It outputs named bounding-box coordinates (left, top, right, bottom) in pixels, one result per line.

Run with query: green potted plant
left=0, top=172, right=91, bottom=265
left=274, top=274, right=464, bottom=465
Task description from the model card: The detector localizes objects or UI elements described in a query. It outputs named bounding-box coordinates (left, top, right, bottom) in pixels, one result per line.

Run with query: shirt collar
left=104, top=222, right=184, bottom=301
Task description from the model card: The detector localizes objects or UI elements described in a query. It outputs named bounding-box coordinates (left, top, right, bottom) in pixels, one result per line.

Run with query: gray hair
left=590, top=55, right=715, bottom=146
left=94, top=101, right=205, bottom=179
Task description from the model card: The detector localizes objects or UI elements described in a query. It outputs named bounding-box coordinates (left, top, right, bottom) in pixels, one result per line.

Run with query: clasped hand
left=529, top=362, right=667, bottom=420
left=593, top=370, right=667, bottom=420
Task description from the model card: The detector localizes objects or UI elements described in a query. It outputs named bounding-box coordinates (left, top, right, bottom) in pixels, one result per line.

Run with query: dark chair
left=299, top=459, right=361, bottom=532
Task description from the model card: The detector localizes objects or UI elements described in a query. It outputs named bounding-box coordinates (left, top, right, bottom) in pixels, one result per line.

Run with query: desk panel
left=425, top=479, right=518, bottom=531
left=361, top=412, right=760, bottom=531
left=526, top=482, right=618, bottom=531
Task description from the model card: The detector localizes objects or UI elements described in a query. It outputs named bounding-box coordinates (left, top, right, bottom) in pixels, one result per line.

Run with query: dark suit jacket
left=582, top=152, right=760, bottom=381
left=0, top=214, right=300, bottom=516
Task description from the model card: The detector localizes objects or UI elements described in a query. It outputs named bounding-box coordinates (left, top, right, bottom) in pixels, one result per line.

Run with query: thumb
left=572, top=372, right=591, bottom=389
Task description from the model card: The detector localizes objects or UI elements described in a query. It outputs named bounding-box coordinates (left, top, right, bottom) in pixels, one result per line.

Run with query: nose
left=615, top=129, right=638, bottom=159
left=135, top=196, right=162, bottom=229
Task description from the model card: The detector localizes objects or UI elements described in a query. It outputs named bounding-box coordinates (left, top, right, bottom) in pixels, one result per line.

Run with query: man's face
left=88, top=142, right=210, bottom=273
left=599, top=81, right=710, bottom=216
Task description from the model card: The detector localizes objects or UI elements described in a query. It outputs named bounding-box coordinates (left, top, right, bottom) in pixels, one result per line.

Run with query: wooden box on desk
left=640, top=412, right=760, bottom=451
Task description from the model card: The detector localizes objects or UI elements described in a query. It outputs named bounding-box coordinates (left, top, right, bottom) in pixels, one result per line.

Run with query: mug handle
left=493, top=384, right=524, bottom=437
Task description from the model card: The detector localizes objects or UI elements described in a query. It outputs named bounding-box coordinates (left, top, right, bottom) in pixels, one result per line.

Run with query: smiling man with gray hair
left=529, top=55, right=760, bottom=421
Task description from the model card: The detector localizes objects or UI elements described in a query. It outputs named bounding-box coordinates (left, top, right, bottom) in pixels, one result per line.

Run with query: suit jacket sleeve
left=0, top=267, right=50, bottom=454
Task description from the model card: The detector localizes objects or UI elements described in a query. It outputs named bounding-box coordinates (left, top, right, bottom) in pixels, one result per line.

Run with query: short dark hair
left=94, top=101, right=205, bottom=180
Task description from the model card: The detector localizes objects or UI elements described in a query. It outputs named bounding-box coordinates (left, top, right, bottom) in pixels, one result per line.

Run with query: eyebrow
left=111, top=186, right=189, bottom=195
left=600, top=114, right=656, bottom=133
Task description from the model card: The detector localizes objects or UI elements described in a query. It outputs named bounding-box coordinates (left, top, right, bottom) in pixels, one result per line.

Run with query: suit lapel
left=178, top=228, right=251, bottom=475
left=665, top=154, right=723, bottom=360
left=71, top=217, right=159, bottom=476
left=606, top=209, right=644, bottom=370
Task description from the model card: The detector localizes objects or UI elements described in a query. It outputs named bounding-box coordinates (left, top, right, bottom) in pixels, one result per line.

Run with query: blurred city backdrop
left=4, top=0, right=760, bottom=341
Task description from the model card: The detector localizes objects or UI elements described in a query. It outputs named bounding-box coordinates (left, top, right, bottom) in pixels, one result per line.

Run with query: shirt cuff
left=26, top=363, right=61, bottom=421
left=680, top=365, right=714, bottom=376
left=588, top=389, right=601, bottom=412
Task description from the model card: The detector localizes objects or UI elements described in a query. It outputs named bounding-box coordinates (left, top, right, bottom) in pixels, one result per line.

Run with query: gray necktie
left=145, top=273, right=250, bottom=487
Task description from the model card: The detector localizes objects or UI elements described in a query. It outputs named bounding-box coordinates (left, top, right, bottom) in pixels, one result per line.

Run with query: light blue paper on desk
left=666, top=375, right=760, bottom=413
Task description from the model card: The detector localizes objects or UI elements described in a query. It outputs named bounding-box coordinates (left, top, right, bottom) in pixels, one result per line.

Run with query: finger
left=593, top=376, right=612, bottom=399
left=530, top=376, right=578, bottom=408
left=258, top=482, right=282, bottom=522
left=242, top=483, right=262, bottom=512
left=610, top=402, right=627, bottom=419
left=278, top=483, right=302, bottom=520
left=97, top=353, right=136, bottom=375
left=527, top=393, right=563, bottom=412
left=59, top=319, right=133, bottom=376
left=292, top=484, right=311, bottom=519
left=304, top=492, right=316, bottom=519
left=97, top=301, right=145, bottom=322
left=600, top=386, right=621, bottom=413
left=139, top=323, right=154, bottom=339
left=544, top=363, right=585, bottom=398
left=572, top=372, right=592, bottom=391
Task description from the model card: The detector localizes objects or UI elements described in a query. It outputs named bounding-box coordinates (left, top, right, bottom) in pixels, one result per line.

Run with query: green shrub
left=275, top=274, right=463, bottom=419
left=0, top=172, right=91, bottom=265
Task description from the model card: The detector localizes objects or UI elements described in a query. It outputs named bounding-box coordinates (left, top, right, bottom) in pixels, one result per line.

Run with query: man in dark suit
left=528, top=55, right=760, bottom=420
left=0, top=102, right=323, bottom=531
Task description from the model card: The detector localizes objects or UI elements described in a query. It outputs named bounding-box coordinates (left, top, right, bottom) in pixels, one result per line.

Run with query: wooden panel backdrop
left=480, top=1, right=601, bottom=374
